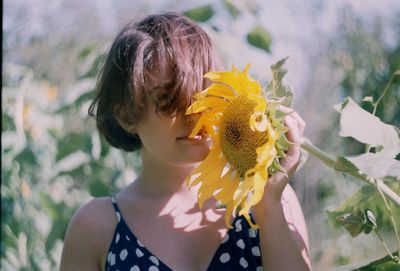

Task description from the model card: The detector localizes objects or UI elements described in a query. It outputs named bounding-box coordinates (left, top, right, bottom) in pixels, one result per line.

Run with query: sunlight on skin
left=158, top=190, right=226, bottom=235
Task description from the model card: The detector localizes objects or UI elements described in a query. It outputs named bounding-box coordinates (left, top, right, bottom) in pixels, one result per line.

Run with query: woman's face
left=134, top=56, right=216, bottom=167
left=135, top=104, right=211, bottom=167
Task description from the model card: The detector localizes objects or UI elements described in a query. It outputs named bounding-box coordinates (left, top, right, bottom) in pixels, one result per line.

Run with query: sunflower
left=186, top=65, right=289, bottom=229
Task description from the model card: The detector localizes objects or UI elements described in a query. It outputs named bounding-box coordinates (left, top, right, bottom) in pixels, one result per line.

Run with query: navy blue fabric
left=105, top=196, right=263, bottom=271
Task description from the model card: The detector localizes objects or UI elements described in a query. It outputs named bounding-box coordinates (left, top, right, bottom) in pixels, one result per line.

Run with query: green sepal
left=266, top=57, right=294, bottom=107
left=268, top=159, right=282, bottom=175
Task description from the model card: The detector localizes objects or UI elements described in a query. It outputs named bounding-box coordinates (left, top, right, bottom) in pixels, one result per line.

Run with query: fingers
left=281, top=116, right=301, bottom=176
left=278, top=105, right=306, bottom=135
left=262, top=107, right=306, bottom=201
left=278, top=106, right=306, bottom=178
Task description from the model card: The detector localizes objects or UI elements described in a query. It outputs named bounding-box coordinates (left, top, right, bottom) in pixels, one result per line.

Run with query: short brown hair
left=89, top=12, right=222, bottom=152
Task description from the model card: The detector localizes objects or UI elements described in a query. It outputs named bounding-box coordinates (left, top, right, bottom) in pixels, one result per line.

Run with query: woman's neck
left=135, top=149, right=199, bottom=197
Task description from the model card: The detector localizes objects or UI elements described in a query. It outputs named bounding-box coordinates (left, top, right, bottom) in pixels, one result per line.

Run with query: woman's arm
left=253, top=109, right=312, bottom=271
left=60, top=198, right=115, bottom=271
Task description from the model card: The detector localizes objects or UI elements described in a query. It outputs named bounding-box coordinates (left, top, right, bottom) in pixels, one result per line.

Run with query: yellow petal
left=188, top=111, right=215, bottom=138
left=203, top=83, right=237, bottom=100
left=224, top=201, right=235, bottom=228
left=248, top=93, right=267, bottom=112
left=243, top=211, right=258, bottom=229
left=233, top=177, right=255, bottom=204
left=256, top=139, right=277, bottom=166
left=186, top=149, right=221, bottom=186
left=214, top=171, right=240, bottom=203
left=205, top=70, right=246, bottom=96
left=244, top=172, right=267, bottom=209
left=249, top=112, right=268, bottom=132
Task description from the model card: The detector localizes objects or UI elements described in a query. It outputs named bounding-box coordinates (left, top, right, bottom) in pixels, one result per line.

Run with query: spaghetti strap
left=110, top=195, right=122, bottom=223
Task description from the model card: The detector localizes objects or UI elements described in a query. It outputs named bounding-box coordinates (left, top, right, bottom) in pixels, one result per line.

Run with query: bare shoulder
left=281, top=184, right=310, bottom=254
left=60, top=197, right=117, bottom=271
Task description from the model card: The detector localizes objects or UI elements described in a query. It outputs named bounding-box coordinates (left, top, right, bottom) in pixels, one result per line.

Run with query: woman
left=60, top=12, right=311, bottom=271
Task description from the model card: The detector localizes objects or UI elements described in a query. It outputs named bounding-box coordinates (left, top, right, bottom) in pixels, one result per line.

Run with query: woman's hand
left=252, top=107, right=311, bottom=271
left=263, top=106, right=306, bottom=203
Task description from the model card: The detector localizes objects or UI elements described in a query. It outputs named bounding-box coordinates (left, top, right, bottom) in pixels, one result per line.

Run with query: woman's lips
left=177, top=131, right=209, bottom=142
left=177, top=134, right=207, bottom=141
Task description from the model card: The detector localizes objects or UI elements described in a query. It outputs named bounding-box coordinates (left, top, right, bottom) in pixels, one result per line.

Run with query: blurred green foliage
left=1, top=46, right=141, bottom=269
left=334, top=15, right=400, bottom=128
left=247, top=26, right=272, bottom=53
left=183, top=5, right=214, bottom=22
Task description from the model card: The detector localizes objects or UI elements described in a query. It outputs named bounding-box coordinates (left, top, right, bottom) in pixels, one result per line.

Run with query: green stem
left=300, top=138, right=337, bottom=168
left=300, top=138, right=400, bottom=206
left=365, top=74, right=396, bottom=153
left=375, top=180, right=400, bottom=257
left=374, top=228, right=400, bottom=263
left=373, top=75, right=395, bottom=115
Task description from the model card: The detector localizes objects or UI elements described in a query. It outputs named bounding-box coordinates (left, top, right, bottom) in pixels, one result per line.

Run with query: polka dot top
left=105, top=195, right=263, bottom=271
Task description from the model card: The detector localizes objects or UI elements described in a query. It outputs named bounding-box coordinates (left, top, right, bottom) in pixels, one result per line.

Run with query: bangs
left=133, top=13, right=221, bottom=117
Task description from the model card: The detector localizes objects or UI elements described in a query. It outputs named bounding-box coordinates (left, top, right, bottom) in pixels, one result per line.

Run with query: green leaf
left=346, top=153, right=400, bottom=179
left=56, top=133, right=91, bottom=161
left=336, top=207, right=367, bottom=237
left=335, top=252, right=400, bottom=270
left=14, top=146, right=38, bottom=168
left=327, top=184, right=400, bottom=233
left=78, top=44, right=97, bottom=61
left=45, top=217, right=68, bottom=254
left=266, top=57, right=294, bottom=107
left=334, top=97, right=400, bottom=158
left=183, top=5, right=214, bottom=22
left=223, top=0, right=241, bottom=18
left=2, top=112, right=15, bottom=131
left=247, top=26, right=272, bottom=53
left=352, top=251, right=399, bottom=270
left=88, top=179, right=110, bottom=197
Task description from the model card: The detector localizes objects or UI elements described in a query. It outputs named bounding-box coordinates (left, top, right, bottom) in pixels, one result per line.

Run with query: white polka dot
left=256, top=266, right=263, bottom=271
left=116, top=211, right=121, bottom=222
left=149, top=266, right=159, bottom=271
left=115, top=233, right=120, bottom=243
left=221, top=234, right=229, bottom=244
left=235, top=219, right=242, bottom=232
left=240, top=257, right=248, bottom=268
left=136, top=248, right=144, bottom=257
left=130, top=266, right=140, bottom=271
left=112, top=197, right=117, bottom=203
left=252, top=246, right=261, bottom=256
left=120, top=249, right=128, bottom=261
left=126, top=235, right=130, bottom=241
left=137, top=240, right=144, bottom=247
left=149, top=256, right=159, bottom=266
left=219, top=253, right=230, bottom=263
left=249, top=228, right=257, bottom=238
left=236, top=239, right=245, bottom=249
left=108, top=252, right=116, bottom=266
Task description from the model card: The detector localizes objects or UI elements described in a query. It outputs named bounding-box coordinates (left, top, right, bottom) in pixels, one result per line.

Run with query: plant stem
left=300, top=138, right=400, bottom=206
left=373, top=75, right=396, bottom=116
left=365, top=74, right=396, bottom=153
left=300, top=138, right=337, bottom=168
left=375, top=180, right=400, bottom=257
left=374, top=228, right=400, bottom=263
